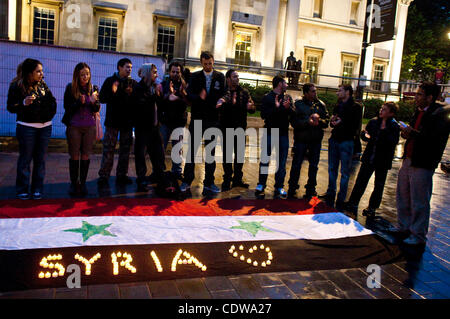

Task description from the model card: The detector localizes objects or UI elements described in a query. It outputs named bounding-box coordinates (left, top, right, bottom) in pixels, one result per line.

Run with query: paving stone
left=309, top=280, right=346, bottom=299
left=54, top=286, right=87, bottom=299
left=422, top=281, right=450, bottom=298
left=203, top=276, right=234, bottom=292
left=422, top=292, right=447, bottom=299
left=297, top=292, right=323, bottom=299
left=210, top=290, right=241, bottom=299
left=176, top=278, right=212, bottom=299
left=277, top=272, right=316, bottom=295
left=343, top=289, right=375, bottom=299
left=379, top=272, right=423, bottom=299
left=262, top=285, right=297, bottom=299
left=229, top=275, right=268, bottom=299
left=118, top=283, right=151, bottom=299
left=87, top=284, right=120, bottom=299
left=251, top=273, right=284, bottom=287
left=297, top=270, right=326, bottom=282
left=0, top=288, right=54, bottom=299
left=320, top=270, right=363, bottom=291
left=148, top=280, right=181, bottom=299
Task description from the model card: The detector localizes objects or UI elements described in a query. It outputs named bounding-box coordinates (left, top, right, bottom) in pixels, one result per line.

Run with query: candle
left=201, top=266, right=207, bottom=272
left=38, top=272, right=45, bottom=279
left=239, top=245, right=244, bottom=250
left=253, top=261, right=258, bottom=267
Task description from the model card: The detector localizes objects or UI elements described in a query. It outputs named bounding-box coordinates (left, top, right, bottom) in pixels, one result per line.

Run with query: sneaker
left=232, top=180, right=250, bottom=188
left=32, top=192, right=42, bottom=200
left=362, top=207, right=376, bottom=217
left=17, top=193, right=30, bottom=200
left=403, top=235, right=426, bottom=245
left=255, top=184, right=265, bottom=196
left=116, top=176, right=133, bottom=185
left=180, top=182, right=191, bottom=193
left=274, top=188, right=287, bottom=199
left=203, top=184, right=220, bottom=193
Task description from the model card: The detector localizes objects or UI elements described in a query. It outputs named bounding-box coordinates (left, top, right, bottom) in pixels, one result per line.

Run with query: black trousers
left=182, top=123, right=217, bottom=186
left=348, top=161, right=388, bottom=209
left=134, top=126, right=166, bottom=183
left=221, top=128, right=246, bottom=183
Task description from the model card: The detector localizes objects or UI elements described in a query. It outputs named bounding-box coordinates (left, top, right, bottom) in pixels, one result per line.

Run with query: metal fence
left=0, top=40, right=166, bottom=138
left=174, top=57, right=450, bottom=102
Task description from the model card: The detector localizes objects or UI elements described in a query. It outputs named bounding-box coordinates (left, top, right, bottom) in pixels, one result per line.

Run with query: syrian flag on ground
left=0, top=198, right=402, bottom=291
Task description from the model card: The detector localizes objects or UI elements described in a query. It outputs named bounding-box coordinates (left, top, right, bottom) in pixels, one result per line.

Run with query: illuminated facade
left=5, top=0, right=413, bottom=89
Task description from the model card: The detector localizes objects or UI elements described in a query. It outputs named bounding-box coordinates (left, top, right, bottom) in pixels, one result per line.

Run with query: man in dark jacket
left=320, top=84, right=362, bottom=210
left=97, top=58, right=137, bottom=186
left=287, top=83, right=329, bottom=199
left=345, top=102, right=400, bottom=216
left=133, top=64, right=166, bottom=191
left=217, top=69, right=255, bottom=191
left=160, top=61, right=188, bottom=180
left=255, top=75, right=294, bottom=198
left=181, top=51, right=225, bottom=195
left=392, top=82, right=450, bottom=245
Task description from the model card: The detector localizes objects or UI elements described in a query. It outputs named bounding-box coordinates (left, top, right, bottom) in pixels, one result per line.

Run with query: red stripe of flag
left=0, top=197, right=334, bottom=219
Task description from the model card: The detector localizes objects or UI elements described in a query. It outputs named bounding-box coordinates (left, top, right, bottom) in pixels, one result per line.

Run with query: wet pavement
left=0, top=120, right=449, bottom=299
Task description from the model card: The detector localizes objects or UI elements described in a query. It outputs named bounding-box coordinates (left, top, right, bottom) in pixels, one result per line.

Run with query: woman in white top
left=7, top=58, right=57, bottom=199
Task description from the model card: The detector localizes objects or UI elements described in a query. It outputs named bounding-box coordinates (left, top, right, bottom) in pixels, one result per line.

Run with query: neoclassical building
left=3, top=0, right=413, bottom=90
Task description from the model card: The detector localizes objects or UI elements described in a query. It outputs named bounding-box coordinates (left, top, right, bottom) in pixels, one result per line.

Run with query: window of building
left=313, top=0, right=323, bottom=18
left=157, top=24, right=176, bottom=61
left=32, top=7, right=56, bottom=44
left=0, top=0, right=8, bottom=39
left=93, top=3, right=126, bottom=52
left=306, top=55, right=319, bottom=83
left=342, top=60, right=355, bottom=85
left=350, top=1, right=360, bottom=25
left=97, top=16, right=118, bottom=51
left=234, top=31, right=252, bottom=65
left=372, top=64, right=385, bottom=91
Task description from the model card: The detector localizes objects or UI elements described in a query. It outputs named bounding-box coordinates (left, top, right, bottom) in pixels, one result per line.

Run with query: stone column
left=282, top=0, right=301, bottom=64
left=390, top=0, right=413, bottom=90
left=187, top=0, right=206, bottom=59
left=261, top=0, right=280, bottom=67
left=213, top=0, right=231, bottom=62
left=8, top=0, right=16, bottom=40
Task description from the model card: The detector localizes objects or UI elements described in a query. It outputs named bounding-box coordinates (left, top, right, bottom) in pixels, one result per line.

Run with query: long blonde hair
left=71, top=62, right=92, bottom=100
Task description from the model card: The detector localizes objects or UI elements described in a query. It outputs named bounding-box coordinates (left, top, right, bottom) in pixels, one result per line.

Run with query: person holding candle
left=62, top=62, right=100, bottom=196
left=7, top=58, right=57, bottom=200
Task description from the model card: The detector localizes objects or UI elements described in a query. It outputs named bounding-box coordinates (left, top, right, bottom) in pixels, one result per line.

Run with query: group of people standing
left=6, top=53, right=449, bottom=246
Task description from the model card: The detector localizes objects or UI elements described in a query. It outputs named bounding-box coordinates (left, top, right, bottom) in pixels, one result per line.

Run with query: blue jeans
left=258, top=134, right=289, bottom=189
left=326, top=138, right=354, bottom=204
left=159, top=124, right=183, bottom=176
left=16, top=124, right=52, bottom=194
left=288, top=141, right=322, bottom=194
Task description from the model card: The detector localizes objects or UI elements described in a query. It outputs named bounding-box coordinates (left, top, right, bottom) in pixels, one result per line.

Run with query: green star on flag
left=64, top=221, right=117, bottom=242
left=230, top=220, right=273, bottom=237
